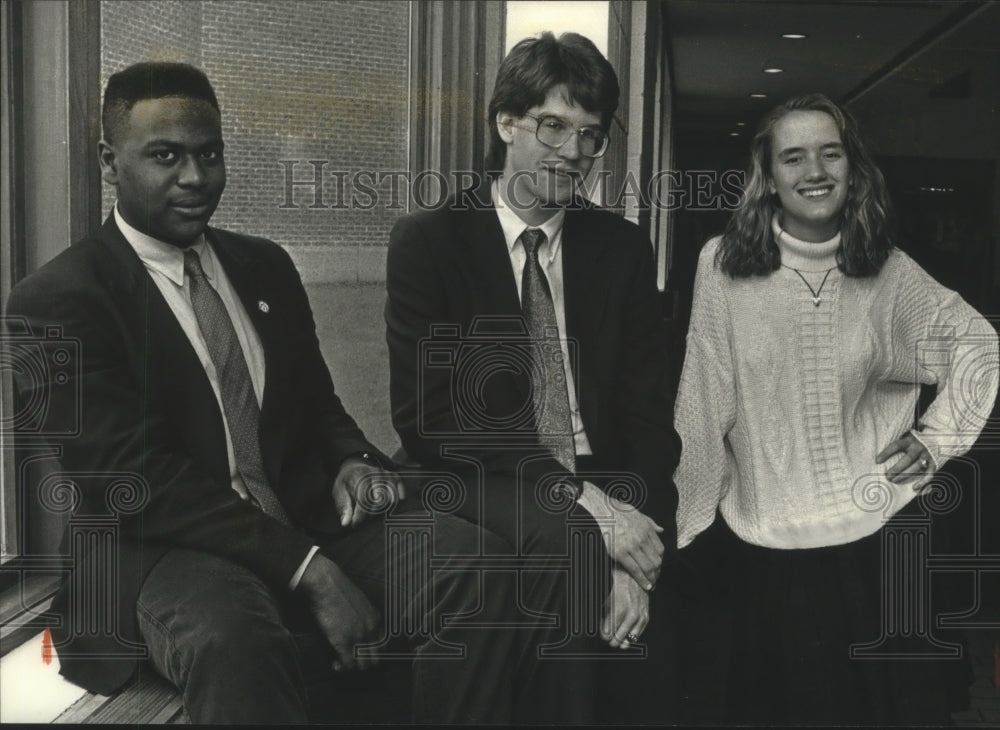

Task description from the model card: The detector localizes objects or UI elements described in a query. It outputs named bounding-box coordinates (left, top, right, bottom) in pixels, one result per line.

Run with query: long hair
left=485, top=32, right=619, bottom=178
left=717, top=93, right=896, bottom=278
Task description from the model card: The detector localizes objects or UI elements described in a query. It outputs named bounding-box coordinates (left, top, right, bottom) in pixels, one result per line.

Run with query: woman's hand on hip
left=877, top=432, right=933, bottom=486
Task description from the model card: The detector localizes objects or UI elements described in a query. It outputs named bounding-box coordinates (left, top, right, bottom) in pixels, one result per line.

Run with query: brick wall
left=100, top=0, right=410, bottom=273
left=100, top=0, right=203, bottom=217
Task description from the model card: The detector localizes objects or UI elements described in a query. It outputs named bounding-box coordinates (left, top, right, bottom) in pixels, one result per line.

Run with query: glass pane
left=505, top=1, right=609, bottom=54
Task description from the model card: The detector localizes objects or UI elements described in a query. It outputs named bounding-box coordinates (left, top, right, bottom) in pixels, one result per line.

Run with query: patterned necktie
left=520, top=229, right=576, bottom=471
left=183, top=248, right=292, bottom=524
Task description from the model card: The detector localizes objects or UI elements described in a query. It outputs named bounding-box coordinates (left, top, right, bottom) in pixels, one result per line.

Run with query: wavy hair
left=717, top=93, right=896, bottom=278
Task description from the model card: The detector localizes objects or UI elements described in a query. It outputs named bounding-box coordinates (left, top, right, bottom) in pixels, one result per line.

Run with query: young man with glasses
left=385, top=32, right=681, bottom=724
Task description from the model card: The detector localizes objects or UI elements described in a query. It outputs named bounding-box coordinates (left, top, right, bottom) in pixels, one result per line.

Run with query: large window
left=1, top=0, right=100, bottom=570
left=505, top=1, right=609, bottom=53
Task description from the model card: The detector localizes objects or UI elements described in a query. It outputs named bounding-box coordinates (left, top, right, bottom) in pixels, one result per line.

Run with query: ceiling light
left=782, top=33, right=807, bottom=39
left=736, top=122, right=746, bottom=127
left=763, top=67, right=783, bottom=74
left=750, top=93, right=768, bottom=99
left=729, top=132, right=740, bottom=137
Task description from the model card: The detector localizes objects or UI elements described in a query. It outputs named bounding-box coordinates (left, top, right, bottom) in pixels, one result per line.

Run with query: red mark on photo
left=42, top=627, right=53, bottom=665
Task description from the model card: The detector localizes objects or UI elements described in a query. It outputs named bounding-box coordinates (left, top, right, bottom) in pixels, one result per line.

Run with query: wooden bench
left=53, top=669, right=188, bottom=724
left=1, top=582, right=408, bottom=724
left=50, top=638, right=411, bottom=724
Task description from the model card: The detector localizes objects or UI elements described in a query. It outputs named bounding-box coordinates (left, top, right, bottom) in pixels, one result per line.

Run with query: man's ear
left=496, top=111, right=516, bottom=144
left=98, top=140, right=118, bottom=186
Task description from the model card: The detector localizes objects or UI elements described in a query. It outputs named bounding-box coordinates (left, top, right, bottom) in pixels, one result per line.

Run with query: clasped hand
left=601, top=567, right=649, bottom=649
left=579, top=483, right=664, bottom=590
left=331, top=456, right=405, bottom=527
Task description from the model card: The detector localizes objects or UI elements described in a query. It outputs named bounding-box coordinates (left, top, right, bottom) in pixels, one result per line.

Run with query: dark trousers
left=136, top=509, right=519, bottom=724
left=445, top=469, right=617, bottom=725
left=595, top=564, right=680, bottom=725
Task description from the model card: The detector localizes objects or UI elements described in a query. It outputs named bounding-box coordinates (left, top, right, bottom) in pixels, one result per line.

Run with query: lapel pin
left=258, top=300, right=270, bottom=313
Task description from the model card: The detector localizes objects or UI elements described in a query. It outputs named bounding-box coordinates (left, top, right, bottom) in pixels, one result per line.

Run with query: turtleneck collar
left=773, top=214, right=840, bottom=272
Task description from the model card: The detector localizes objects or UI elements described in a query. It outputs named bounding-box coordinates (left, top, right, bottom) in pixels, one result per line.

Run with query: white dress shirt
left=115, top=207, right=318, bottom=588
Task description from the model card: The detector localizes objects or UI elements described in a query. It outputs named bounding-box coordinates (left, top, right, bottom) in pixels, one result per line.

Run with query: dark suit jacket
left=6, top=216, right=385, bottom=694
left=385, top=189, right=681, bottom=540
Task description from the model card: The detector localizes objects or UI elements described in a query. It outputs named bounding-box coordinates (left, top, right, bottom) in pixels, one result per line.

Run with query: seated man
left=5, top=61, right=552, bottom=724
left=385, top=32, right=682, bottom=724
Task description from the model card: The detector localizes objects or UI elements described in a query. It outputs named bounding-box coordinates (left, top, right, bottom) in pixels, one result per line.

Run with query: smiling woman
left=672, top=92, right=999, bottom=725
left=767, top=110, right=849, bottom=242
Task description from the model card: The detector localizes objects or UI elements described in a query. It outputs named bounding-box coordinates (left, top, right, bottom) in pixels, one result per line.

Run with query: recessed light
left=750, top=93, right=768, bottom=99
left=782, top=33, right=807, bottom=39
left=736, top=122, right=746, bottom=127
left=729, top=132, right=740, bottom=137
left=763, top=67, right=783, bottom=74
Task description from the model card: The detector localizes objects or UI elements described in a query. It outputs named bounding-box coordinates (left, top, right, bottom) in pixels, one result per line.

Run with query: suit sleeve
left=385, top=213, right=577, bottom=496
left=613, top=227, right=682, bottom=545
left=6, top=263, right=315, bottom=591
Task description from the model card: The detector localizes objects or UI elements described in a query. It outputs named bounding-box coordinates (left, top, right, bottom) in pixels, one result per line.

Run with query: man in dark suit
left=385, top=33, right=681, bottom=724
left=5, top=62, right=555, bottom=724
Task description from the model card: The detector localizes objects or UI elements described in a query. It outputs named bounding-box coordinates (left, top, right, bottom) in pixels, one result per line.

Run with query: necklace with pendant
left=784, top=265, right=835, bottom=307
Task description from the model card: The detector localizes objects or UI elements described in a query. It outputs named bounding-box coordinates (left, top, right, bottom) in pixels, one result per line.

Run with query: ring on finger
left=626, top=632, right=640, bottom=643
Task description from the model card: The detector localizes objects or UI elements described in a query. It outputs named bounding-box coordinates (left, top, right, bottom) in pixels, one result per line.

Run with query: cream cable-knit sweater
left=675, top=225, right=999, bottom=549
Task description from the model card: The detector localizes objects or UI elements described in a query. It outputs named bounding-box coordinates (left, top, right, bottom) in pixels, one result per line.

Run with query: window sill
left=0, top=573, right=60, bottom=657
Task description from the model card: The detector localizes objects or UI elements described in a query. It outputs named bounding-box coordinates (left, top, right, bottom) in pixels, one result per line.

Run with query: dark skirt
left=678, top=505, right=972, bottom=726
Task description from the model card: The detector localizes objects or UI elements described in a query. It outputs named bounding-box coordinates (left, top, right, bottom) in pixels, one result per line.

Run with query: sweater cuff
left=908, top=428, right=942, bottom=473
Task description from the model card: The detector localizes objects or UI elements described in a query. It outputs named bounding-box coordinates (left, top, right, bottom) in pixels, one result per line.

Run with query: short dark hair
left=717, top=92, right=896, bottom=278
left=485, top=32, right=619, bottom=177
left=102, top=62, right=220, bottom=144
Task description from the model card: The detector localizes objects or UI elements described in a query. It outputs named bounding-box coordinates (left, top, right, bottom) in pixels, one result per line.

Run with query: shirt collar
left=491, top=179, right=565, bottom=265
left=114, top=205, right=210, bottom=286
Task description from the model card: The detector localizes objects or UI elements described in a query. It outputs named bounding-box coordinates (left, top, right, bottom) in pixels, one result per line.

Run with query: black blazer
left=6, top=216, right=385, bottom=694
left=385, top=190, right=681, bottom=537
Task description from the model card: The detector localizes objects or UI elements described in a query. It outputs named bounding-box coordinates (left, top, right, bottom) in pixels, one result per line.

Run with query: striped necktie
left=183, top=248, right=292, bottom=524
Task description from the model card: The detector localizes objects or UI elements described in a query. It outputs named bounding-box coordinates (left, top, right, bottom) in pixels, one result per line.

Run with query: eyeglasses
left=522, top=113, right=609, bottom=158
